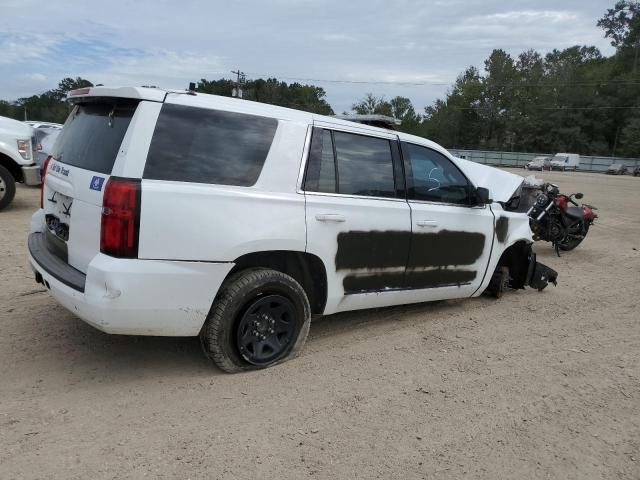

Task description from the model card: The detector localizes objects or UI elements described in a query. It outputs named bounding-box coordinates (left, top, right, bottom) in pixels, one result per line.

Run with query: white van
left=550, top=153, right=580, bottom=171
left=28, top=86, right=558, bottom=372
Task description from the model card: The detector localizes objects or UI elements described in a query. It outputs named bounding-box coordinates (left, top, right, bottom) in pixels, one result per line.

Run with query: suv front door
left=303, top=124, right=411, bottom=314
left=401, top=142, right=494, bottom=300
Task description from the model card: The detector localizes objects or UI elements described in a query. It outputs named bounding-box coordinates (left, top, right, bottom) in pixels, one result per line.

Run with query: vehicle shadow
left=23, top=305, right=218, bottom=380
left=308, top=299, right=459, bottom=341
left=24, top=296, right=474, bottom=381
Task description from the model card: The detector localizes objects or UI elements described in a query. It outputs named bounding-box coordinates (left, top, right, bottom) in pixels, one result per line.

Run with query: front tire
left=200, top=268, right=311, bottom=373
left=0, top=165, right=16, bottom=211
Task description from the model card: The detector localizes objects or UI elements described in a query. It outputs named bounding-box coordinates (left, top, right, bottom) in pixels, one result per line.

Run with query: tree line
left=1, top=1, right=638, bottom=157
left=350, top=1, right=640, bottom=157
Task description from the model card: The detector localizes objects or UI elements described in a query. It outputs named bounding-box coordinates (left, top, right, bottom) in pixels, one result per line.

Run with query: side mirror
left=575, top=192, right=583, bottom=199
left=475, top=187, right=492, bottom=205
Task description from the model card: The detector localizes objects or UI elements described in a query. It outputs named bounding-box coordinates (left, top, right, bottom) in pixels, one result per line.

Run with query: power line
left=452, top=105, right=640, bottom=110
left=241, top=71, right=640, bottom=88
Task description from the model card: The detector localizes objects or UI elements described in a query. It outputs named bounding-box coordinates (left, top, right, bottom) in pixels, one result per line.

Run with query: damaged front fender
left=526, top=251, right=558, bottom=291
left=486, top=241, right=558, bottom=297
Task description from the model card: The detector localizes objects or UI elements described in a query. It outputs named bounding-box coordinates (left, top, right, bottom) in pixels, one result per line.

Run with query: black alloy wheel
left=236, top=294, right=297, bottom=365
left=200, top=268, right=311, bottom=373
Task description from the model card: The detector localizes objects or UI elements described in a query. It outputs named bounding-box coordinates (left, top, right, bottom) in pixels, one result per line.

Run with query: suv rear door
left=303, top=124, right=411, bottom=313
left=42, top=99, right=140, bottom=274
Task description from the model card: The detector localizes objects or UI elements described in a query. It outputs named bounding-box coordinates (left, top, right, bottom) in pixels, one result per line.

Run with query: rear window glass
left=143, top=104, right=278, bottom=186
left=52, top=101, right=137, bottom=174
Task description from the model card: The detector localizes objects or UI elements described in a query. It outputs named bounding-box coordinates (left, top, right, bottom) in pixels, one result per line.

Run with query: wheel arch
left=0, top=152, right=23, bottom=182
left=227, top=250, right=328, bottom=315
left=493, top=239, right=532, bottom=289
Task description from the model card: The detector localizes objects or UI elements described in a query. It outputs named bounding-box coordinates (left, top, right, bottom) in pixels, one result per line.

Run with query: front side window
left=402, top=143, right=470, bottom=205
left=333, top=131, right=396, bottom=198
left=144, top=104, right=277, bottom=186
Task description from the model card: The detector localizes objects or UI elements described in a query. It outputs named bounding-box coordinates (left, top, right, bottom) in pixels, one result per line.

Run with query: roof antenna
left=187, top=82, right=196, bottom=95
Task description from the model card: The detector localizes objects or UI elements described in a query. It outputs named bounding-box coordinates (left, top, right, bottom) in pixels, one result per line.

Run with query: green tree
left=419, top=2, right=640, bottom=157
left=422, top=66, right=483, bottom=148
left=196, top=77, right=334, bottom=115
left=0, top=77, right=94, bottom=123
left=598, top=1, right=640, bottom=48
left=351, top=94, right=422, bottom=133
left=389, top=96, right=422, bottom=134
left=618, top=116, right=640, bottom=155
left=352, top=93, right=392, bottom=116
left=479, top=49, right=517, bottom=149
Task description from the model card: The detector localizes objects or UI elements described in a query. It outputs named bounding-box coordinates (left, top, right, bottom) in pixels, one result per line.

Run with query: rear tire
left=200, top=268, right=311, bottom=373
left=0, top=165, right=16, bottom=211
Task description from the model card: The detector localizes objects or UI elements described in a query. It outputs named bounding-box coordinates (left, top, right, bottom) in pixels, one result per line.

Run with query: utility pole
left=231, top=69, right=246, bottom=99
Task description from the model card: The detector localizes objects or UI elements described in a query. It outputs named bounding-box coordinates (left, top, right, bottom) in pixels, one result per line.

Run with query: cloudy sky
left=0, top=0, right=614, bottom=113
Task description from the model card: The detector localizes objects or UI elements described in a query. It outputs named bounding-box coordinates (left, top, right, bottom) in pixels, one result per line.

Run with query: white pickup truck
left=0, top=115, right=41, bottom=210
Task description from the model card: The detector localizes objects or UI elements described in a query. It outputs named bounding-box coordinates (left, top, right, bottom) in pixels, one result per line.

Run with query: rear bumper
left=28, top=232, right=234, bottom=336
left=28, top=232, right=86, bottom=291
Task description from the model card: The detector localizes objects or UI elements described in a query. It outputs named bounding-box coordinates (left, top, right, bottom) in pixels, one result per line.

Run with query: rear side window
left=334, top=131, right=396, bottom=198
left=304, top=129, right=397, bottom=198
left=144, top=104, right=278, bottom=186
left=52, top=101, right=137, bottom=174
left=304, top=128, right=336, bottom=193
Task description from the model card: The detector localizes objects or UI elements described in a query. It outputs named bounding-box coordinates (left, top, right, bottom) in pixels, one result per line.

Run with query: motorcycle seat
left=565, top=206, right=585, bottom=220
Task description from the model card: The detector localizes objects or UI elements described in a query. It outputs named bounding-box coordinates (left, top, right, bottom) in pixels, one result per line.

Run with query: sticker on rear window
left=90, top=176, right=105, bottom=192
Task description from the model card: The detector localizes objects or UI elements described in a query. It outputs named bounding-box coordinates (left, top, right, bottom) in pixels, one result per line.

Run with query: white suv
left=28, top=86, right=558, bottom=372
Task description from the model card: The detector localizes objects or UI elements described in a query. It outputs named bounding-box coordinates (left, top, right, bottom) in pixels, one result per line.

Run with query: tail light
left=17, top=140, right=32, bottom=160
left=100, top=177, right=141, bottom=258
left=68, top=87, right=91, bottom=97
left=40, top=155, right=52, bottom=208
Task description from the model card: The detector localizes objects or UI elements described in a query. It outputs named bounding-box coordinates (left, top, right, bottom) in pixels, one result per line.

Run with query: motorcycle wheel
left=558, top=223, right=589, bottom=251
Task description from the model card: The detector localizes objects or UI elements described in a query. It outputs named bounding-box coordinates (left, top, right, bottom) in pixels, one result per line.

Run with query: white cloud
left=25, top=73, right=47, bottom=82
left=483, top=10, right=577, bottom=22
left=318, top=33, right=357, bottom=42
left=79, top=50, right=225, bottom=90
left=0, top=34, right=60, bottom=64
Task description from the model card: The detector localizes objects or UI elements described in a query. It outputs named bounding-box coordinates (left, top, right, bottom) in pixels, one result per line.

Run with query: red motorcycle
left=527, top=183, right=598, bottom=254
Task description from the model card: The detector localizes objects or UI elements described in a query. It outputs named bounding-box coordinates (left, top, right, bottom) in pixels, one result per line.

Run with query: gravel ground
left=1, top=169, right=639, bottom=479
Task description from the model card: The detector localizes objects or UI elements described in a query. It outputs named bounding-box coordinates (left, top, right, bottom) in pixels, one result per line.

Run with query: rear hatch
left=42, top=100, right=138, bottom=274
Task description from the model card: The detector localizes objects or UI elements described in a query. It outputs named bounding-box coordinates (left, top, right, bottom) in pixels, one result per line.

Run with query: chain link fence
left=448, top=149, right=640, bottom=173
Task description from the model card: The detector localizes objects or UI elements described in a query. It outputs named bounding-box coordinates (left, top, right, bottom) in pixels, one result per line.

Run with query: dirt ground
left=1, top=169, right=639, bottom=479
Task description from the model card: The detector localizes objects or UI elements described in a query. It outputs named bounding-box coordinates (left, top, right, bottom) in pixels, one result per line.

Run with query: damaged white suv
left=28, top=86, right=557, bottom=372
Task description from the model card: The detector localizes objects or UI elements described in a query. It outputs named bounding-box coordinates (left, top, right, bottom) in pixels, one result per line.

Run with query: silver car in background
left=33, top=127, right=60, bottom=171
left=525, top=156, right=551, bottom=171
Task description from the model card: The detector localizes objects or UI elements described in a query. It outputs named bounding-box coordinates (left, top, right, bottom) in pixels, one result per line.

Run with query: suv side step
left=28, top=232, right=86, bottom=292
